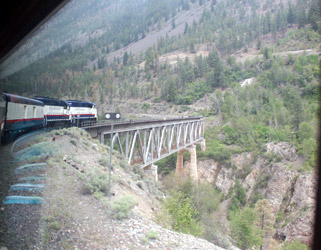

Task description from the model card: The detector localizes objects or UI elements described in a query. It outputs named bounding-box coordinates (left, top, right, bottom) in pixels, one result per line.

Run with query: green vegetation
left=110, top=195, right=137, bottom=220
left=145, top=230, right=159, bottom=240
left=164, top=191, right=203, bottom=236
left=159, top=176, right=232, bottom=247
left=230, top=207, right=262, bottom=250
left=197, top=53, right=319, bottom=169
left=69, top=138, right=78, bottom=146
left=282, top=240, right=309, bottom=250
left=229, top=180, right=247, bottom=212
left=254, top=199, right=275, bottom=250
left=79, top=167, right=109, bottom=195
left=48, top=221, right=61, bottom=231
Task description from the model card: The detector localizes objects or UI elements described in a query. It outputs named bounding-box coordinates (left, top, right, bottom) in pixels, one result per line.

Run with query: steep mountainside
left=197, top=142, right=315, bottom=246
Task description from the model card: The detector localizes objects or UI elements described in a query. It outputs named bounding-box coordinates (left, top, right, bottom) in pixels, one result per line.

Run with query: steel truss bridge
left=83, top=117, right=204, bottom=168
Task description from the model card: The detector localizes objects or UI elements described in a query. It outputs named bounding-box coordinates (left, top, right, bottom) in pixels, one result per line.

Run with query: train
left=0, top=92, right=98, bottom=144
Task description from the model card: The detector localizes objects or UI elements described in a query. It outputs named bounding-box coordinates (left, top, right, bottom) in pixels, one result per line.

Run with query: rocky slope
left=3, top=127, right=234, bottom=250
left=198, top=141, right=316, bottom=246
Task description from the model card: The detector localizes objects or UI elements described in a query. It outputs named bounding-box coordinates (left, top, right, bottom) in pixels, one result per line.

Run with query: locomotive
left=0, top=92, right=98, bottom=143
left=66, top=100, right=97, bottom=126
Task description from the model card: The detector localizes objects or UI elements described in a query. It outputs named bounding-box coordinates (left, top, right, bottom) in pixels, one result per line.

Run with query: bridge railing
left=81, top=116, right=203, bottom=128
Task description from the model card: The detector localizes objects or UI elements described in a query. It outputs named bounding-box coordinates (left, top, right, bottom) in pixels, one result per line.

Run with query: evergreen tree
left=184, top=22, right=189, bottom=34
left=123, top=51, right=129, bottom=66
left=297, top=8, right=306, bottom=29
left=287, top=5, right=295, bottom=27
left=172, top=18, right=176, bottom=29
left=254, top=199, right=275, bottom=250
left=230, top=207, right=262, bottom=250
left=308, top=0, right=321, bottom=31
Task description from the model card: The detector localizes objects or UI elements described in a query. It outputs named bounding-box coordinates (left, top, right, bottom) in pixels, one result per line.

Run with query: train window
left=24, top=105, right=27, bottom=119
left=33, top=106, right=36, bottom=118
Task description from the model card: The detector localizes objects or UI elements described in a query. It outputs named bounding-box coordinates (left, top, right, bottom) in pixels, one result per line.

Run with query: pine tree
left=230, top=207, right=262, bottom=250
left=172, top=18, right=176, bottom=29
left=287, top=5, right=295, bottom=27
left=254, top=199, right=275, bottom=250
left=123, top=51, right=129, bottom=66
left=298, top=8, right=306, bottom=29
left=184, top=22, right=189, bottom=34
left=308, top=0, right=321, bottom=31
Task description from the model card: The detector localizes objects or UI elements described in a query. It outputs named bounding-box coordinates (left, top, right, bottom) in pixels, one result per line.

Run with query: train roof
left=3, top=92, right=44, bottom=106
left=66, top=100, right=96, bottom=108
left=33, top=96, right=69, bottom=107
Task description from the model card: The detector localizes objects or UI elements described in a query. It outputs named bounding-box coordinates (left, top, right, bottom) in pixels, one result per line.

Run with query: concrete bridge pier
left=200, top=139, right=206, bottom=151
left=175, top=144, right=198, bottom=181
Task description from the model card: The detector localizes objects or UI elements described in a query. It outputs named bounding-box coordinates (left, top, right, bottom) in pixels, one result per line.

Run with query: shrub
left=99, top=157, right=109, bottom=167
left=282, top=240, right=308, bottom=250
left=110, top=195, right=137, bottom=220
left=230, top=207, right=262, bottom=250
left=254, top=172, right=271, bottom=190
left=203, top=225, right=232, bottom=249
left=264, top=152, right=283, bottom=163
left=142, top=103, right=151, bottom=112
left=145, top=230, right=159, bottom=240
left=119, top=160, right=130, bottom=170
left=229, top=180, right=247, bottom=212
left=164, top=191, right=203, bottom=236
left=49, top=221, right=61, bottom=231
left=80, top=167, right=109, bottom=194
left=192, top=182, right=220, bottom=216
left=70, top=138, right=77, bottom=146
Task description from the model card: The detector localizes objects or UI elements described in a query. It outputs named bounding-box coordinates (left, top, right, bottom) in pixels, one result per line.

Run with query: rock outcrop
left=266, top=142, right=298, bottom=161
left=264, top=164, right=296, bottom=213
left=198, top=141, right=316, bottom=247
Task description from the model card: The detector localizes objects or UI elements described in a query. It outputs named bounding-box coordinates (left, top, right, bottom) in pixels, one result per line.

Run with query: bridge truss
left=96, top=118, right=204, bottom=167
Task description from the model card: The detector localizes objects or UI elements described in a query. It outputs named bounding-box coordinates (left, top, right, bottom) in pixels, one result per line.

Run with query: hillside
left=4, top=128, right=233, bottom=250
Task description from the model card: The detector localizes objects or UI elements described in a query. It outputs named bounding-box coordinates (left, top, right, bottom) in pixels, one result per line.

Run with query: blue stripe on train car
left=5, top=118, right=44, bottom=131
left=2, top=119, right=44, bottom=143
